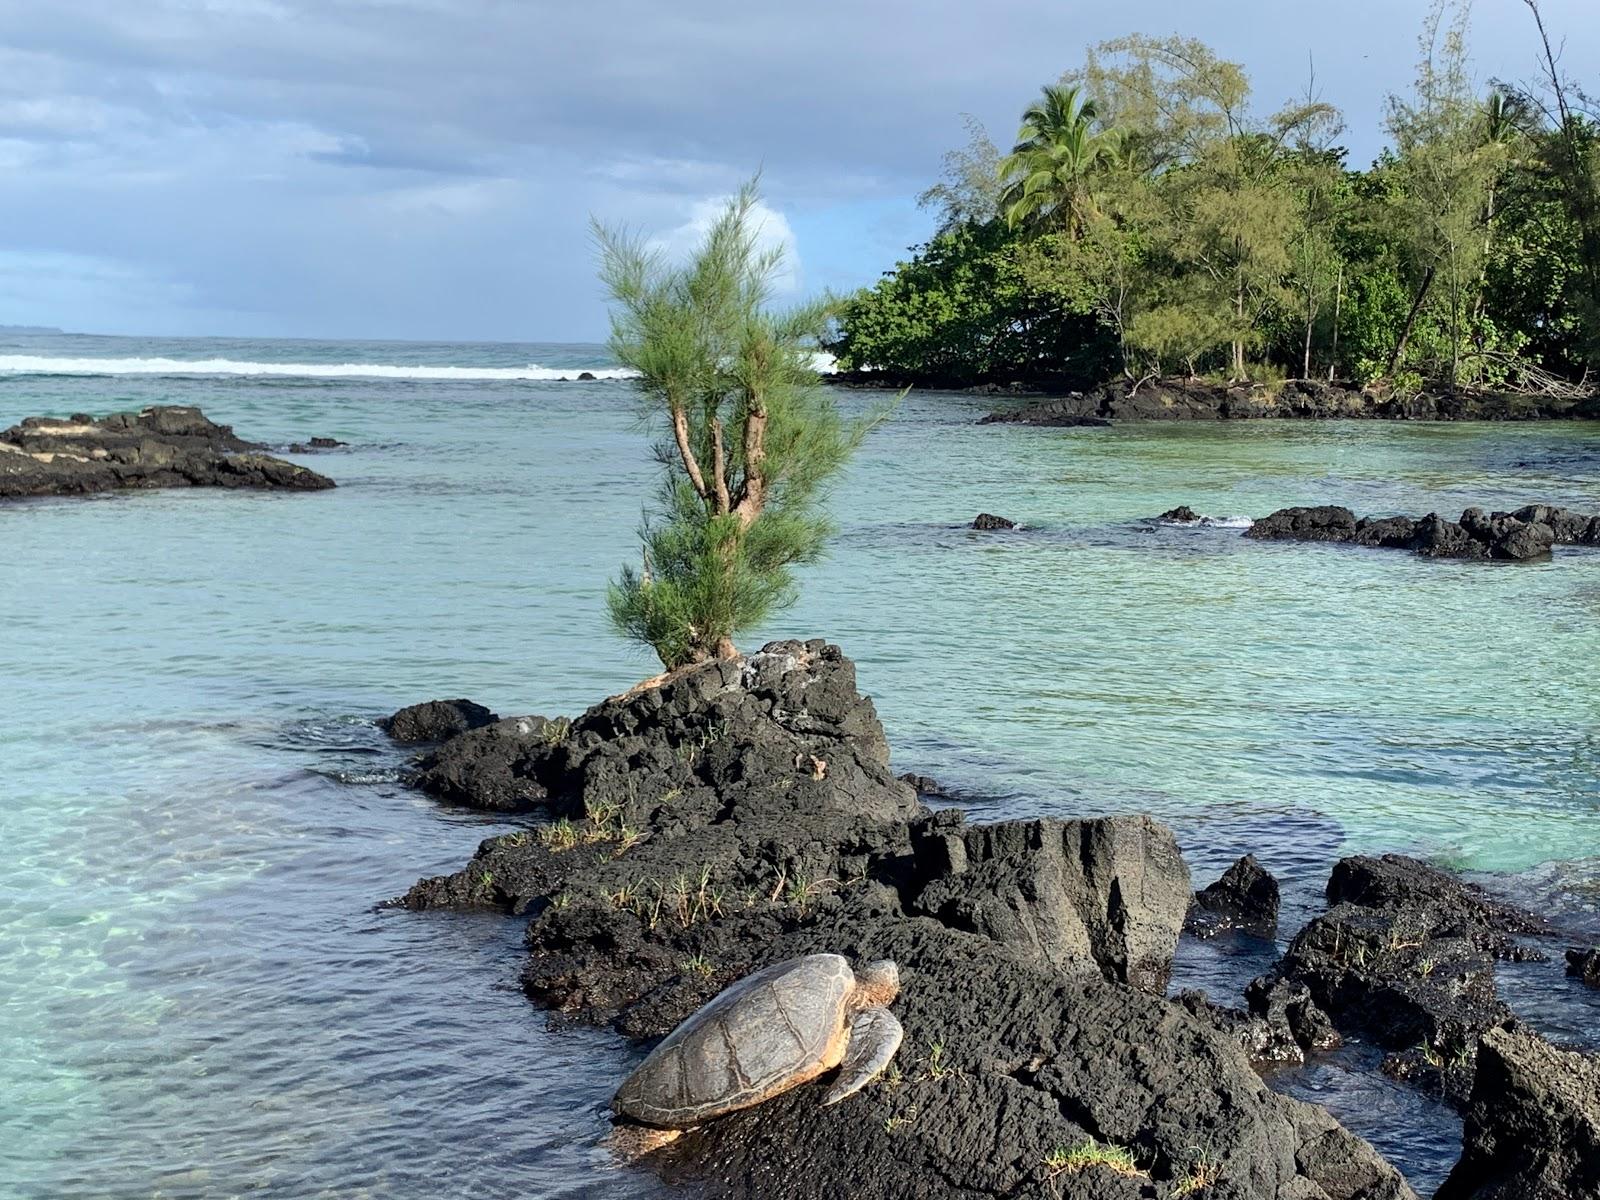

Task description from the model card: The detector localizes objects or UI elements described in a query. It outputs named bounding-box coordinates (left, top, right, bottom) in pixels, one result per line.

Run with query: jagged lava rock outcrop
left=1188, top=854, right=1281, bottom=939
left=1252, top=854, right=1545, bottom=1106
left=389, top=643, right=1415, bottom=1200
left=0, top=406, right=335, bottom=500
left=1242, top=503, right=1600, bottom=562
left=1435, top=1024, right=1600, bottom=1200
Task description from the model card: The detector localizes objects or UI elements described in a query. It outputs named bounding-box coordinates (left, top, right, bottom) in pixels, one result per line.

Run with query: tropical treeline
left=827, top=2, right=1600, bottom=394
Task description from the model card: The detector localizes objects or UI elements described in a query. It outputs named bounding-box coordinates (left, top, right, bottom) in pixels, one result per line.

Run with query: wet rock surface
left=1189, top=854, right=1281, bottom=940
left=0, top=405, right=336, bottom=500
left=980, top=380, right=1600, bottom=425
left=1435, top=1024, right=1600, bottom=1200
left=394, top=643, right=1418, bottom=1200
left=972, top=512, right=1016, bottom=530
left=1241, top=504, right=1600, bottom=562
left=1568, top=947, right=1600, bottom=988
left=380, top=698, right=499, bottom=744
left=1252, top=855, right=1545, bottom=1107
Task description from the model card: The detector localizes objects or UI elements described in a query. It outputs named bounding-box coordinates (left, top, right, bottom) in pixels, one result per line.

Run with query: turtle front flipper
left=820, top=1007, right=904, bottom=1107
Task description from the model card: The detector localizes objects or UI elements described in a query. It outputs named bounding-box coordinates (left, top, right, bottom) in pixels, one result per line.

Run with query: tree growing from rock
left=597, top=186, right=871, bottom=669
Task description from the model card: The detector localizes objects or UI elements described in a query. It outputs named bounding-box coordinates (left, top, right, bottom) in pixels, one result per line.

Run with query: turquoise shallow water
left=3, top=334, right=1599, bottom=1197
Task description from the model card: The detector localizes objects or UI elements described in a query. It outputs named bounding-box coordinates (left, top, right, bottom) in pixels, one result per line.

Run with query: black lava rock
left=1188, top=854, right=1280, bottom=938
left=380, top=698, right=499, bottom=743
left=1567, top=947, right=1600, bottom=988
left=972, top=513, right=1016, bottom=530
left=1, top=406, right=335, bottom=500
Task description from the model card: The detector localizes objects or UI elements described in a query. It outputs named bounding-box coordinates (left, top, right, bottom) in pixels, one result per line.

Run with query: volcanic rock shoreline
left=1156, top=502, right=1600, bottom=563
left=972, top=379, right=1600, bottom=425
left=0, top=405, right=334, bottom=500
left=379, top=641, right=1600, bottom=1199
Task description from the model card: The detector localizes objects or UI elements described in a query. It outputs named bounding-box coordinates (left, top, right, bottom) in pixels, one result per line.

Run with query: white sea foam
left=0, top=355, right=640, bottom=381
left=1160, top=514, right=1256, bottom=529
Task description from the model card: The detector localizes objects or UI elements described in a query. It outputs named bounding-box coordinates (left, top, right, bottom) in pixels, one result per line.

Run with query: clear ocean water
left=3, top=332, right=1598, bottom=1198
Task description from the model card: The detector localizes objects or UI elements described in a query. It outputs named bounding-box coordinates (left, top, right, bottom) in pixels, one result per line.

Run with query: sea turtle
left=612, top=953, right=904, bottom=1145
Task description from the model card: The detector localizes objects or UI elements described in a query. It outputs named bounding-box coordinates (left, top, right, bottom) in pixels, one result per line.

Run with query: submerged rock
left=1435, top=1024, right=1600, bottom=1200
left=972, top=512, right=1016, bottom=530
left=1243, top=502, right=1596, bottom=562
left=380, top=698, right=499, bottom=744
left=1159, top=505, right=1202, bottom=522
left=395, top=641, right=1417, bottom=1200
left=0, top=405, right=335, bottom=500
left=1188, top=854, right=1281, bottom=939
left=897, top=772, right=949, bottom=798
left=1567, top=947, right=1600, bottom=988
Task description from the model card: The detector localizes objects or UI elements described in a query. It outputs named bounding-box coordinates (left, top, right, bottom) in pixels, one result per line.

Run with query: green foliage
left=832, top=14, right=1600, bottom=393
left=826, top=220, right=1114, bottom=386
left=1043, top=1138, right=1147, bottom=1179
left=599, top=184, right=872, bottom=669
left=997, top=84, right=1120, bottom=233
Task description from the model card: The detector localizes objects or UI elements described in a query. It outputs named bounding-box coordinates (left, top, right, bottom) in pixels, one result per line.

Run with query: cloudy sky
left=0, top=0, right=1593, bottom=342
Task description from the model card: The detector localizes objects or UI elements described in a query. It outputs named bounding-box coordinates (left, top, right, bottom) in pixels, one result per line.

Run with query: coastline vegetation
left=828, top=0, right=1599, bottom=397
left=597, top=184, right=877, bottom=669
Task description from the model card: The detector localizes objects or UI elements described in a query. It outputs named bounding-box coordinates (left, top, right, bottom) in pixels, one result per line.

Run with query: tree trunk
left=1386, top=265, right=1437, bottom=380
left=1303, top=288, right=1315, bottom=380
left=733, top=401, right=768, bottom=529
left=1329, top=263, right=1344, bottom=382
left=1474, top=183, right=1496, bottom=322
left=1233, top=278, right=1248, bottom=382
left=671, top=404, right=709, bottom=499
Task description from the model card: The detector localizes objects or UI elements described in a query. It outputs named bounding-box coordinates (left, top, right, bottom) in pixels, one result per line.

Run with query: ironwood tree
left=597, top=186, right=872, bottom=670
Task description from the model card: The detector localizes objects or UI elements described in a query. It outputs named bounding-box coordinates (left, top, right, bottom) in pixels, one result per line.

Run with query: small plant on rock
left=540, top=818, right=580, bottom=852
left=1042, top=1138, right=1146, bottom=1180
left=608, top=879, right=640, bottom=910
left=883, top=1104, right=917, bottom=1134
left=1173, top=1150, right=1222, bottom=1195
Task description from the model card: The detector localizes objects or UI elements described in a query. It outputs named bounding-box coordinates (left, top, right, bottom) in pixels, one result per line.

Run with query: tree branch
left=734, top=390, right=768, bottom=527
left=710, top=418, right=731, bottom=515
left=670, top=403, right=710, bottom=499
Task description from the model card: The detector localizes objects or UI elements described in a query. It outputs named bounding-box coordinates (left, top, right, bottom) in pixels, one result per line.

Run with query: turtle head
left=854, top=959, right=900, bottom=1008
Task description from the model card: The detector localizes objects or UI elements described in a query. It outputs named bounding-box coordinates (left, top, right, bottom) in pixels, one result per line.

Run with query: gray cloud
left=0, top=0, right=1593, bottom=339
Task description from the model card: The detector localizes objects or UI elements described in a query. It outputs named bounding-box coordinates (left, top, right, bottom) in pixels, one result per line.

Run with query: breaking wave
left=0, top=355, right=639, bottom=382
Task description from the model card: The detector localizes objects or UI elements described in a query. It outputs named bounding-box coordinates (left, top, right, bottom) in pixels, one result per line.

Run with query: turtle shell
left=613, top=953, right=856, bottom=1129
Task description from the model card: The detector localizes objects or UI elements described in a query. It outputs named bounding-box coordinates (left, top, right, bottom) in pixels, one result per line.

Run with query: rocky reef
left=0, top=405, right=335, bottom=500
left=390, top=642, right=1418, bottom=1199
left=1249, top=854, right=1547, bottom=1107
left=980, top=379, right=1600, bottom=426
left=1242, top=503, right=1600, bottom=562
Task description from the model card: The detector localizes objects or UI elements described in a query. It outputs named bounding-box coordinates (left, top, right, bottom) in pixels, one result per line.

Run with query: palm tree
left=1474, top=90, right=1534, bottom=318
left=996, top=85, right=1119, bottom=235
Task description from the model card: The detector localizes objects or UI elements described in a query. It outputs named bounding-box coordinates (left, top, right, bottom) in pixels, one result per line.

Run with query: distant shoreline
left=830, top=373, right=1600, bottom=423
